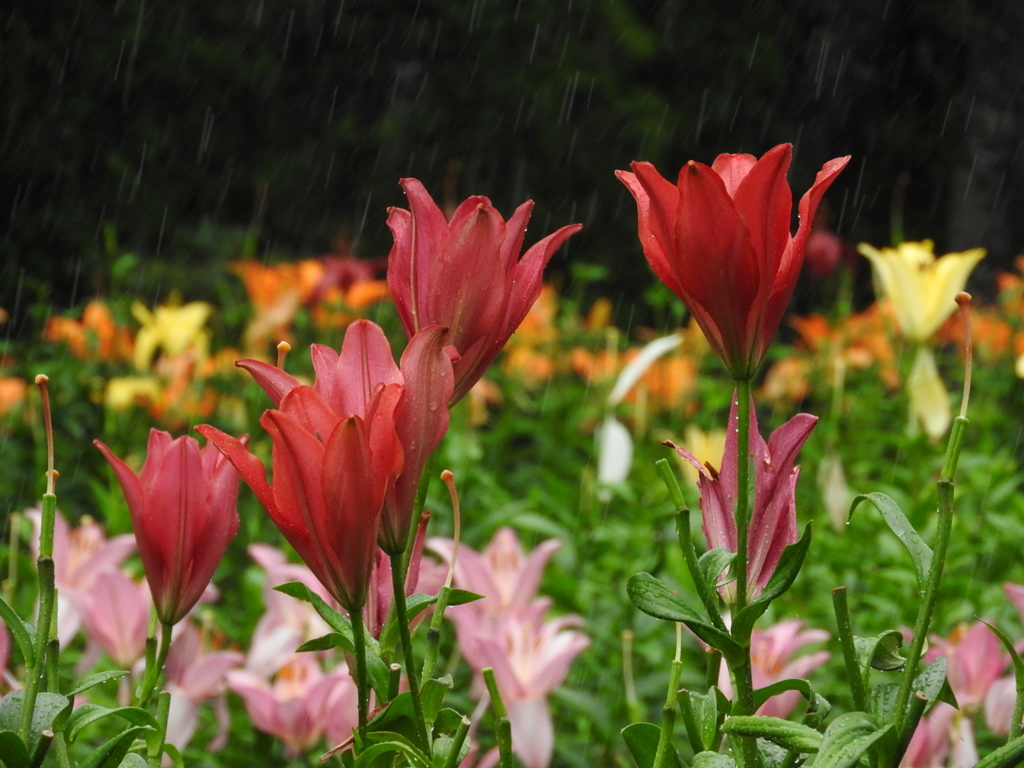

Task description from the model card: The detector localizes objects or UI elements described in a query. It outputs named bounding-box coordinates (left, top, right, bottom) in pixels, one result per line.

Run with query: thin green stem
left=147, top=692, right=171, bottom=768
left=390, top=553, right=431, bottom=752
left=832, top=587, right=869, bottom=712
left=652, top=625, right=684, bottom=768
left=137, top=621, right=173, bottom=710
left=730, top=379, right=760, bottom=768
left=892, top=480, right=955, bottom=757
left=350, top=607, right=370, bottom=750
left=420, top=584, right=452, bottom=685
left=483, top=668, right=514, bottom=768
left=19, top=492, right=57, bottom=744
left=734, top=380, right=752, bottom=610
left=656, top=460, right=727, bottom=632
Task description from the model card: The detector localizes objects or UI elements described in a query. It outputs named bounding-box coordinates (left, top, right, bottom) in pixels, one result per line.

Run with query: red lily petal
left=674, top=160, right=759, bottom=370
left=321, top=415, right=382, bottom=610
left=619, top=164, right=685, bottom=297
left=710, top=152, right=758, bottom=196
left=337, top=319, right=402, bottom=418
left=236, top=359, right=302, bottom=407
left=731, top=144, right=793, bottom=277
left=380, top=326, right=455, bottom=552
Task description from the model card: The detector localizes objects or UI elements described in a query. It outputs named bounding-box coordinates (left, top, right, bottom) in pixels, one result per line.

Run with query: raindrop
left=963, top=155, right=978, bottom=201
left=528, top=25, right=540, bottom=64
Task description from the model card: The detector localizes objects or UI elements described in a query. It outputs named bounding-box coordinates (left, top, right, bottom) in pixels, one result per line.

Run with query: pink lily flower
left=386, top=178, right=582, bottom=403
left=428, top=526, right=562, bottom=617
left=925, top=621, right=1008, bottom=711
left=94, top=430, right=243, bottom=626
left=80, top=570, right=151, bottom=669
left=210, top=320, right=455, bottom=556
left=164, top=622, right=244, bottom=752
left=716, top=619, right=830, bottom=718
left=246, top=544, right=336, bottom=678
left=227, top=654, right=357, bottom=756
left=26, top=506, right=135, bottom=646
left=668, top=396, right=817, bottom=601
left=901, top=702, right=958, bottom=768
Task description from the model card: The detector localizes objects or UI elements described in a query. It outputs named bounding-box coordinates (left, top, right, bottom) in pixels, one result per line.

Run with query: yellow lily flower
left=858, top=240, right=984, bottom=440
left=857, top=240, right=985, bottom=343
left=131, top=298, right=213, bottom=372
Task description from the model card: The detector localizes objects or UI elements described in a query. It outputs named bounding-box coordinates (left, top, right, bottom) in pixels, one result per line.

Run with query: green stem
left=655, top=460, right=727, bottom=632
left=731, top=380, right=760, bottom=768
left=350, top=607, right=370, bottom=751
left=892, top=479, right=955, bottom=757
left=147, top=691, right=171, bottom=768
left=734, top=380, right=752, bottom=610
left=442, top=717, right=472, bottom=768
left=390, top=554, right=431, bottom=751
left=19, top=492, right=58, bottom=744
left=832, top=588, right=869, bottom=712
left=652, top=626, right=684, bottom=768
left=483, top=668, right=514, bottom=768
left=420, top=583, right=453, bottom=685
left=137, top=621, right=173, bottom=710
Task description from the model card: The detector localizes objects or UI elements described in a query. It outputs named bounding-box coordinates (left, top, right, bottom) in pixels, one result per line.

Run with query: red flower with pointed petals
left=232, top=320, right=455, bottom=555
left=386, top=178, right=582, bottom=402
left=94, top=430, right=242, bottom=626
left=617, top=144, right=849, bottom=379
left=198, top=383, right=404, bottom=612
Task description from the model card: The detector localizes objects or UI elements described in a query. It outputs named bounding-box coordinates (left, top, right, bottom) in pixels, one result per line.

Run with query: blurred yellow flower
left=673, top=425, right=727, bottom=487
left=858, top=240, right=984, bottom=440
left=857, top=240, right=985, bottom=343
left=132, top=298, right=213, bottom=372
left=105, top=376, right=162, bottom=410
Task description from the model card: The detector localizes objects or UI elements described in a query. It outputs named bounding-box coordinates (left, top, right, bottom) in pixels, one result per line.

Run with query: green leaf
left=378, top=590, right=484, bottom=652
left=159, top=743, right=184, bottom=768
left=698, top=548, right=735, bottom=590
left=296, top=632, right=350, bottom=653
left=0, top=692, right=72, bottom=752
left=983, top=620, right=1024, bottom=704
left=721, top=715, right=822, bottom=753
left=753, top=679, right=831, bottom=727
left=0, top=731, right=31, bottom=768
left=63, top=704, right=159, bottom=744
left=679, top=688, right=724, bottom=753
left=66, top=670, right=130, bottom=697
left=627, top=573, right=744, bottom=663
left=421, top=676, right=452, bottom=727
left=273, top=582, right=353, bottom=637
left=117, top=754, right=148, bottom=768
left=732, top=525, right=811, bottom=641
left=815, top=712, right=891, bottom=768
left=620, top=722, right=684, bottom=768
left=433, top=708, right=467, bottom=734
left=354, top=733, right=432, bottom=768
left=0, top=597, right=35, bottom=667
left=691, top=751, right=737, bottom=768
left=854, top=630, right=905, bottom=676
left=850, top=493, right=932, bottom=588
left=76, top=726, right=152, bottom=768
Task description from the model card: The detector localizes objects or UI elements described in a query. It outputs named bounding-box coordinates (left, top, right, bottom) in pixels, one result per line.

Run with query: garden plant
left=2, top=140, right=1024, bottom=768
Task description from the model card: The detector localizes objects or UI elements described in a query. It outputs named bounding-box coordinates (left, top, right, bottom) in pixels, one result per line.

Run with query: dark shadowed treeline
left=3, top=0, right=1021, bottom=328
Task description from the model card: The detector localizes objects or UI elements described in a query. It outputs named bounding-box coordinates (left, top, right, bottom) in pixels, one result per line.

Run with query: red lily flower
left=667, top=397, right=817, bottom=602
left=95, top=429, right=242, bottom=626
left=198, top=380, right=404, bottom=613
left=222, top=320, right=456, bottom=555
left=386, top=178, right=582, bottom=402
left=617, top=144, right=849, bottom=379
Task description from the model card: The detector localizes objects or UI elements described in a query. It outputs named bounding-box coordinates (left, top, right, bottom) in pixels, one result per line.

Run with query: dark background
left=3, top=0, right=1022, bottom=330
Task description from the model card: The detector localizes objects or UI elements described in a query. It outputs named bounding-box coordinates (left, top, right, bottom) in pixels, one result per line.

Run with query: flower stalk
left=20, top=375, right=59, bottom=745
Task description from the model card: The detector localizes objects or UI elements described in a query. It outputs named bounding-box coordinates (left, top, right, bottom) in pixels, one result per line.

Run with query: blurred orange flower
left=230, top=259, right=325, bottom=353
left=44, top=300, right=133, bottom=362
left=501, top=285, right=560, bottom=385
left=0, top=377, right=26, bottom=417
